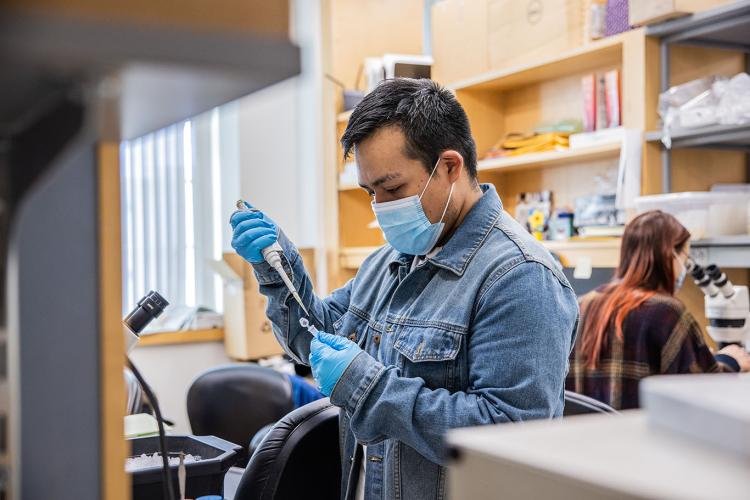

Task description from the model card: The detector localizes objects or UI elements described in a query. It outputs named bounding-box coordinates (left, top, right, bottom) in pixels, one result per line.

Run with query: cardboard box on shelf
left=221, top=248, right=317, bottom=361
left=431, top=0, right=490, bottom=85
left=488, top=0, right=585, bottom=72
left=628, top=0, right=731, bottom=26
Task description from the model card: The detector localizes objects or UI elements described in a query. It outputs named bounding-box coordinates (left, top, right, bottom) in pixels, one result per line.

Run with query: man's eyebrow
left=363, top=172, right=402, bottom=190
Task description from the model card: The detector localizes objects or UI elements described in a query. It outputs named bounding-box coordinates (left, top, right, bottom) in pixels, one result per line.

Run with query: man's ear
left=440, top=150, right=464, bottom=183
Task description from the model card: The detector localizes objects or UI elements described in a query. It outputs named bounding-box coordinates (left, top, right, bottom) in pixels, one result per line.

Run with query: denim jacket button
left=374, top=334, right=381, bottom=345
left=348, top=333, right=356, bottom=341
left=386, top=325, right=393, bottom=333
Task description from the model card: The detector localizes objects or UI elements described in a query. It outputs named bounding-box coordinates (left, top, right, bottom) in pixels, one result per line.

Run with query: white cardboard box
left=640, top=373, right=750, bottom=459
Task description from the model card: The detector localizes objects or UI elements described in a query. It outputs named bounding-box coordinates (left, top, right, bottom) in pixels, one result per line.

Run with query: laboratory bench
left=447, top=411, right=750, bottom=500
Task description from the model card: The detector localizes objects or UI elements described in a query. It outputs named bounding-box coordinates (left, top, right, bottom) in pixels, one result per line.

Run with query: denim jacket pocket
left=392, top=325, right=462, bottom=362
left=392, top=324, right=463, bottom=391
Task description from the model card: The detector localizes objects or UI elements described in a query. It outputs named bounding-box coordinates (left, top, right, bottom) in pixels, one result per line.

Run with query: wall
left=235, top=79, right=304, bottom=243
left=224, top=0, right=325, bottom=287
left=130, top=0, right=326, bottom=432
left=129, top=341, right=235, bottom=433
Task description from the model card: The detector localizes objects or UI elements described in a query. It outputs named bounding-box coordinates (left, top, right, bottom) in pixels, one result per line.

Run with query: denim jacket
left=252, top=184, right=579, bottom=500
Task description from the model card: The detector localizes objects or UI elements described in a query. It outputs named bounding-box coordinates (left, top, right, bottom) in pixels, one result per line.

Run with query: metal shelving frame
left=646, top=0, right=750, bottom=193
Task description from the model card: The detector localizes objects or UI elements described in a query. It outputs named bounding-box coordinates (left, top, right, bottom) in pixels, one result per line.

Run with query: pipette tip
left=299, top=317, right=318, bottom=338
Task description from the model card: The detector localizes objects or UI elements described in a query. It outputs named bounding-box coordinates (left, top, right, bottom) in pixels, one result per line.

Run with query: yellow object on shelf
left=501, top=132, right=570, bottom=150
left=487, top=132, right=571, bottom=159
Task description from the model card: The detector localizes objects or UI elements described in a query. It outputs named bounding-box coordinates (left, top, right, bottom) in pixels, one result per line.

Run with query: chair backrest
left=187, top=364, right=295, bottom=465
left=234, top=398, right=341, bottom=500
left=564, top=390, right=620, bottom=416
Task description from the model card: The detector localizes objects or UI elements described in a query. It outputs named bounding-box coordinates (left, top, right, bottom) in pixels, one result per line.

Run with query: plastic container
left=129, top=435, right=241, bottom=500
left=634, top=192, right=750, bottom=239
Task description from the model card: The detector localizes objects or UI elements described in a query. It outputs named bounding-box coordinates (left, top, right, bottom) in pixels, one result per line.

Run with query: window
left=120, top=109, right=227, bottom=316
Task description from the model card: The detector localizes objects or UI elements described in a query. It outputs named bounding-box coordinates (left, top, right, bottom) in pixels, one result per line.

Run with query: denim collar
left=388, top=183, right=503, bottom=276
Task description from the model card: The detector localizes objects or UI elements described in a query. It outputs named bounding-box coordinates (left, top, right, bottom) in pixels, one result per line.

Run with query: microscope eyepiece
left=706, top=265, right=729, bottom=288
left=124, top=290, right=169, bottom=335
left=690, top=264, right=706, bottom=280
left=689, top=262, right=720, bottom=297
left=704, top=264, right=734, bottom=298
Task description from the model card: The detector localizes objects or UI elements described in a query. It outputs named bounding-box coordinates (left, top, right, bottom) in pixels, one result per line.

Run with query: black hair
left=341, top=78, right=478, bottom=180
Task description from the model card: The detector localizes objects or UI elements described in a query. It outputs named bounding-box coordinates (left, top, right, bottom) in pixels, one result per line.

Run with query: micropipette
left=235, top=200, right=309, bottom=316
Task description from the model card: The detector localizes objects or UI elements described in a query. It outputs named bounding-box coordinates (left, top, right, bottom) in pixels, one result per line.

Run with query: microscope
left=124, top=290, right=169, bottom=353
left=689, top=262, right=750, bottom=349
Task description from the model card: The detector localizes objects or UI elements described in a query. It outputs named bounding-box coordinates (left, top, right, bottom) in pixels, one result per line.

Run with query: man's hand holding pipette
left=230, top=200, right=309, bottom=315
left=230, top=201, right=279, bottom=264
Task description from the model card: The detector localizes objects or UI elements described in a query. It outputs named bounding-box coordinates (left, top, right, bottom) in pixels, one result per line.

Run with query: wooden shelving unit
left=478, top=142, right=621, bottom=174
left=331, top=30, right=641, bottom=274
left=449, top=33, right=626, bottom=92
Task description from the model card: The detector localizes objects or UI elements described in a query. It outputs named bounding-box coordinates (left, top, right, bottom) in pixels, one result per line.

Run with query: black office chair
left=234, top=398, right=342, bottom=500
left=563, top=390, right=620, bottom=416
left=187, top=364, right=296, bottom=466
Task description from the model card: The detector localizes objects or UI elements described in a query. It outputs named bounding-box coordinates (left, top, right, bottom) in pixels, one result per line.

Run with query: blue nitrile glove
left=230, top=202, right=279, bottom=264
left=309, top=331, right=363, bottom=396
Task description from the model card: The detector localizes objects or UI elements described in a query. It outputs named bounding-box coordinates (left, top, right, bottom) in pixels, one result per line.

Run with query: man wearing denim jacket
left=230, top=78, right=579, bottom=500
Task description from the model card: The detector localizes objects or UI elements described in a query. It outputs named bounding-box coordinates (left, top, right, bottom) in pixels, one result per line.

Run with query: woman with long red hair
left=567, top=210, right=750, bottom=410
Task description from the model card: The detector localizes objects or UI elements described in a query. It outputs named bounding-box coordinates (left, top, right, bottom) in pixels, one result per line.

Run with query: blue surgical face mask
left=371, top=159, right=455, bottom=256
left=674, top=250, right=688, bottom=292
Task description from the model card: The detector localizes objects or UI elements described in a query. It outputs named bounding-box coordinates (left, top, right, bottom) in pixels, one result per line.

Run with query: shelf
left=340, top=246, right=380, bottom=269
left=646, top=1, right=750, bottom=51
left=646, top=124, right=750, bottom=150
left=337, top=109, right=353, bottom=123
left=338, top=236, right=750, bottom=271
left=137, top=328, right=224, bottom=347
left=449, top=33, right=625, bottom=92
left=691, top=235, right=750, bottom=268
left=543, top=238, right=621, bottom=268
left=340, top=239, right=623, bottom=270
left=477, top=142, right=621, bottom=174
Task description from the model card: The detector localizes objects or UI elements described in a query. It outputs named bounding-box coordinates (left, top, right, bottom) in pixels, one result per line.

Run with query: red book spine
left=581, top=74, right=596, bottom=132
left=605, top=69, right=621, bottom=128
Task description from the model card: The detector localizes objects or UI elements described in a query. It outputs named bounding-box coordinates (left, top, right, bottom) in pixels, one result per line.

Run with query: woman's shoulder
left=642, top=293, right=688, bottom=313
left=636, top=294, right=695, bottom=331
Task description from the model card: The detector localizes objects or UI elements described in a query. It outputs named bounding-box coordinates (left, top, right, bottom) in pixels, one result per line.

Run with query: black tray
left=128, top=434, right=242, bottom=500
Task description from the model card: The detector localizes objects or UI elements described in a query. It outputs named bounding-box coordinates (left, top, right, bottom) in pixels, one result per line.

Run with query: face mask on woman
left=673, top=250, right=692, bottom=293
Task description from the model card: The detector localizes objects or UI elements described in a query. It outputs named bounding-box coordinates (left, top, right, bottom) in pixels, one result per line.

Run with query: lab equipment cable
left=127, top=358, right=176, bottom=500
left=235, top=200, right=310, bottom=316
left=124, top=291, right=175, bottom=500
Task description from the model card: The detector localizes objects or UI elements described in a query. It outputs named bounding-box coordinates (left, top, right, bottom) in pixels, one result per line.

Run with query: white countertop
left=447, top=411, right=750, bottom=500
